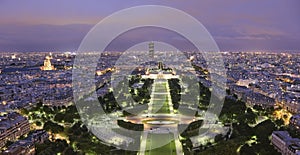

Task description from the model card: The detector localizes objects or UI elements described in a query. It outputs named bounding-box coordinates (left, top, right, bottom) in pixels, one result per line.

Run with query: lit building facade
left=0, top=112, right=30, bottom=148
left=272, top=131, right=300, bottom=155
left=2, top=140, right=35, bottom=155
left=290, top=114, right=300, bottom=130
left=40, top=55, right=55, bottom=71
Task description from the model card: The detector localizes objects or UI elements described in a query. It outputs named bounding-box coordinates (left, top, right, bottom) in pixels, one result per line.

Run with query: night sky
left=0, top=0, right=299, bottom=52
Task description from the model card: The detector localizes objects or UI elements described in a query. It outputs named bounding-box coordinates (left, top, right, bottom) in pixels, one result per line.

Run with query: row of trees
left=130, top=78, right=153, bottom=104
left=198, top=82, right=211, bottom=107
left=168, top=77, right=212, bottom=111
left=117, top=120, right=144, bottom=131
left=168, top=79, right=181, bottom=109
left=179, top=120, right=203, bottom=138
left=178, top=78, right=283, bottom=154
left=198, top=95, right=281, bottom=154
left=24, top=101, right=120, bottom=154
left=98, top=92, right=121, bottom=113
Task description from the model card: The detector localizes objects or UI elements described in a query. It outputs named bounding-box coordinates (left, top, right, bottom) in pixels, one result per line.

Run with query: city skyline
left=0, top=1, right=300, bottom=154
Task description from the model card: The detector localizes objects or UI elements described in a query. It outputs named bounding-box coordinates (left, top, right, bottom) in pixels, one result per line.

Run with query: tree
left=240, top=144, right=255, bottom=155
left=275, top=119, right=284, bottom=127
left=214, top=134, right=223, bottom=142
left=254, top=120, right=276, bottom=142
left=233, top=122, right=253, bottom=138
left=43, top=105, right=53, bottom=114
left=20, top=108, right=29, bottom=115
left=35, top=121, right=42, bottom=126
left=44, top=121, right=64, bottom=133
left=253, top=105, right=263, bottom=111
left=239, top=108, right=257, bottom=124
left=64, top=147, right=76, bottom=154
left=36, top=102, right=43, bottom=108
left=54, top=113, right=64, bottom=122
left=64, top=114, right=74, bottom=123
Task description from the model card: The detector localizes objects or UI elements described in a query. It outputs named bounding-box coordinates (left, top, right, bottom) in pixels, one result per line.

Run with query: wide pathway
left=139, top=78, right=183, bottom=155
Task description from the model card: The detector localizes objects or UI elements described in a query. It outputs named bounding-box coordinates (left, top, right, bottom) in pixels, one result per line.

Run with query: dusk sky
left=0, top=0, right=299, bottom=52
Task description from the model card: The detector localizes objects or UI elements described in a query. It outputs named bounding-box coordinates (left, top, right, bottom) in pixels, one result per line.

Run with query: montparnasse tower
left=40, top=53, right=56, bottom=71
left=149, top=42, right=154, bottom=59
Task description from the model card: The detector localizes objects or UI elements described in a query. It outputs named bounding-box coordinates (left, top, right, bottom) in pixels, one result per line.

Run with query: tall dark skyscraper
left=158, top=62, right=163, bottom=70
left=149, top=42, right=154, bottom=59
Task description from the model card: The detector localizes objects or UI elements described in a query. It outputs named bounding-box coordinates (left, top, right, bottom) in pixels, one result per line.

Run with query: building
left=26, top=130, right=49, bottom=144
left=40, top=54, right=55, bottom=71
left=149, top=42, right=154, bottom=59
left=2, top=130, right=48, bottom=155
left=2, top=140, right=35, bottom=155
left=281, top=98, right=300, bottom=114
left=245, top=91, right=275, bottom=108
left=290, top=114, right=300, bottom=130
left=271, top=131, right=300, bottom=155
left=0, top=112, right=30, bottom=148
left=158, top=62, right=163, bottom=70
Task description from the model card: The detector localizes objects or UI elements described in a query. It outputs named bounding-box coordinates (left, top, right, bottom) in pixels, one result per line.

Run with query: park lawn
left=154, top=82, right=167, bottom=92
left=151, top=92, right=171, bottom=114
left=152, top=82, right=171, bottom=114
left=145, top=133, right=177, bottom=155
left=154, top=86, right=167, bottom=92
left=156, top=98, right=171, bottom=114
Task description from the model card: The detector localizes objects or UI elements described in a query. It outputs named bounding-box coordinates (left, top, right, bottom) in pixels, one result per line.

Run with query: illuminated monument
left=40, top=53, right=55, bottom=71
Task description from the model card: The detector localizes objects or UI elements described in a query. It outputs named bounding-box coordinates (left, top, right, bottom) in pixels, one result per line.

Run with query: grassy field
left=145, top=133, right=177, bottom=155
left=151, top=81, right=171, bottom=114
left=151, top=94, right=171, bottom=114
left=144, top=80, right=177, bottom=154
left=156, top=97, right=170, bottom=113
